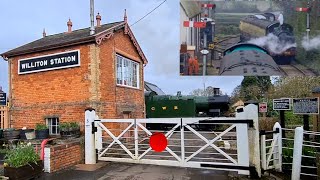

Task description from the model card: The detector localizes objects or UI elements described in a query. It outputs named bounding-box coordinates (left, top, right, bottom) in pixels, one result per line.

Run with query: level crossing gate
left=85, top=104, right=261, bottom=177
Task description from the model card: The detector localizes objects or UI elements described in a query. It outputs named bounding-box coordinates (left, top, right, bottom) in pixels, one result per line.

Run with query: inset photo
left=180, top=0, right=320, bottom=76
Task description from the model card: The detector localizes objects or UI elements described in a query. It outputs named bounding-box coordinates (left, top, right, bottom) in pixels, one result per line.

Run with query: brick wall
left=44, top=140, right=84, bottom=173
left=8, top=28, right=145, bottom=130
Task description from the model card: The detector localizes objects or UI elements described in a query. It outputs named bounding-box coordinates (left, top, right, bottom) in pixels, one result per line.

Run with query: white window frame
left=46, top=117, right=59, bottom=135
left=116, top=54, right=140, bottom=89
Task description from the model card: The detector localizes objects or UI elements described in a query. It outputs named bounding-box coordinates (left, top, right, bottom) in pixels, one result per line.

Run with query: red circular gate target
left=149, top=133, right=168, bottom=152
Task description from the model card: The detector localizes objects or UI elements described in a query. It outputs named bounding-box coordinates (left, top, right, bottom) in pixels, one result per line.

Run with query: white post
left=235, top=106, right=250, bottom=175
left=244, top=104, right=261, bottom=178
left=134, top=119, right=138, bottom=159
left=273, top=122, right=282, bottom=172
left=261, top=134, right=267, bottom=171
left=236, top=123, right=250, bottom=175
left=43, top=147, right=51, bottom=173
left=181, top=120, right=185, bottom=166
left=85, top=108, right=97, bottom=164
left=95, top=120, right=102, bottom=151
left=291, top=126, right=304, bottom=180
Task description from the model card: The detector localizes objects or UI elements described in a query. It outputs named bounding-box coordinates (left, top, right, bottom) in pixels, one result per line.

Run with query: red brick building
left=0, top=11, right=147, bottom=135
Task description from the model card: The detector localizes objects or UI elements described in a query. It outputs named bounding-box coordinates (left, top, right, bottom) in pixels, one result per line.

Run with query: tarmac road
left=40, top=162, right=233, bottom=180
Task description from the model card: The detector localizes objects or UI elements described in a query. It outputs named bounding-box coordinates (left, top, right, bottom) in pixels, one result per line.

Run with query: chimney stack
left=67, top=18, right=73, bottom=33
left=124, top=9, right=128, bottom=24
left=43, top=28, right=46, bottom=38
left=213, top=88, right=220, bottom=96
left=96, top=13, right=101, bottom=27
left=124, top=9, right=128, bottom=34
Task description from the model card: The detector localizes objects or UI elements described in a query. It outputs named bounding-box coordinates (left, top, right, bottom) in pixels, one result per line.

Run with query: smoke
left=301, top=35, right=320, bottom=51
left=277, top=14, right=284, bottom=25
left=248, top=34, right=297, bottom=54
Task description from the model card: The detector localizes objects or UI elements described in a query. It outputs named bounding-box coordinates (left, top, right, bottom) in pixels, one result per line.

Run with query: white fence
left=84, top=104, right=262, bottom=177
left=260, top=122, right=282, bottom=172
left=291, top=127, right=319, bottom=180
left=260, top=124, right=319, bottom=180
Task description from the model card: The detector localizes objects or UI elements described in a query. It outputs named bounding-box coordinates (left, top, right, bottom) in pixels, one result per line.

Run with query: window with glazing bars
left=116, top=54, right=139, bottom=88
left=46, top=117, right=59, bottom=135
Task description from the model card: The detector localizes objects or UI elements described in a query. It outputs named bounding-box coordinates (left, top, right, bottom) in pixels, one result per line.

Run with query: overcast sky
left=0, top=0, right=243, bottom=96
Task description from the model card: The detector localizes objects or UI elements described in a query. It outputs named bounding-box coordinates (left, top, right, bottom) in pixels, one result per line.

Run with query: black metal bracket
left=92, top=122, right=97, bottom=134
left=236, top=107, right=244, bottom=113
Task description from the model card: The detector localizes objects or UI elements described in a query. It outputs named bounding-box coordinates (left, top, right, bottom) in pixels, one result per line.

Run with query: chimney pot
left=67, top=18, right=73, bottom=33
left=43, top=28, right=46, bottom=38
left=124, top=9, right=127, bottom=23
left=96, top=13, right=101, bottom=27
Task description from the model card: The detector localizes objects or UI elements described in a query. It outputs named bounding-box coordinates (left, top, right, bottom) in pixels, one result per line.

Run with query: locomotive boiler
left=239, top=12, right=296, bottom=65
left=145, top=89, right=230, bottom=130
left=219, top=43, right=284, bottom=76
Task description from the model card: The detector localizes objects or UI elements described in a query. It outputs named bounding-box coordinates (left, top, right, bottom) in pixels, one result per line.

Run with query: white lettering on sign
left=21, top=60, right=48, bottom=69
left=18, top=50, right=80, bottom=75
left=50, top=56, right=76, bottom=65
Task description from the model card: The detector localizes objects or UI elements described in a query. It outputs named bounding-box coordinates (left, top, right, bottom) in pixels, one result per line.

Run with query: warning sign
left=259, top=102, right=267, bottom=113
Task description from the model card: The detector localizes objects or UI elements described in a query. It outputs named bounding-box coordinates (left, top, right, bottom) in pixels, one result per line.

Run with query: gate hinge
left=92, top=122, right=97, bottom=134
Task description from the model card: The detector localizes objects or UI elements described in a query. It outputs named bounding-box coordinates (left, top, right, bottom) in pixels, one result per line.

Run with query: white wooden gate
left=85, top=104, right=260, bottom=177
left=260, top=122, right=282, bottom=172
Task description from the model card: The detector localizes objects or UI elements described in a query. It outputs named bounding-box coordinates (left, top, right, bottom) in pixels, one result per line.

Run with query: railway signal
left=183, top=21, right=206, bottom=28
left=296, top=1, right=311, bottom=41
left=201, top=4, right=216, bottom=9
left=295, top=7, right=311, bottom=12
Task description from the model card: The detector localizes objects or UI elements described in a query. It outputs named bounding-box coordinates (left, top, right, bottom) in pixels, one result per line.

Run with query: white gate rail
left=85, top=104, right=261, bottom=177
left=260, top=122, right=282, bottom=172
left=291, top=127, right=319, bottom=180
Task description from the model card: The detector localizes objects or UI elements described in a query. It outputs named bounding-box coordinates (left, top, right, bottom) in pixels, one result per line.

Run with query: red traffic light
left=296, top=7, right=311, bottom=12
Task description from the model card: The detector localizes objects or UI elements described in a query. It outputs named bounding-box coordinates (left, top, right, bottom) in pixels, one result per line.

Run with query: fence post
left=260, top=134, right=267, bottom=171
left=291, top=126, right=303, bottom=180
left=273, top=122, right=282, bottom=172
left=236, top=122, right=250, bottom=175
left=85, top=108, right=97, bottom=164
left=236, top=104, right=261, bottom=177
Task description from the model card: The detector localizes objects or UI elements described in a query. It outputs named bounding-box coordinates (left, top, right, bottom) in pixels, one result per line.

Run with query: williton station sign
left=18, top=50, right=80, bottom=74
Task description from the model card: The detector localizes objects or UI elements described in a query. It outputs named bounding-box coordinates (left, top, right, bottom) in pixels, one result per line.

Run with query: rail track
left=279, top=62, right=317, bottom=76
left=214, top=35, right=240, bottom=54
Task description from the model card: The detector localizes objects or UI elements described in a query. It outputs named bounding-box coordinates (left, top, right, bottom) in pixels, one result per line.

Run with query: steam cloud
left=301, top=35, right=320, bottom=51
left=248, top=34, right=297, bottom=54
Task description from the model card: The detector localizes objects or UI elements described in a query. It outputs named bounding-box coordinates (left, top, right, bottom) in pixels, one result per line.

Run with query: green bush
left=70, top=122, right=79, bottom=129
left=4, top=143, right=40, bottom=168
left=59, top=122, right=70, bottom=131
left=282, top=140, right=317, bottom=172
left=60, top=122, right=79, bottom=131
left=35, top=123, right=48, bottom=130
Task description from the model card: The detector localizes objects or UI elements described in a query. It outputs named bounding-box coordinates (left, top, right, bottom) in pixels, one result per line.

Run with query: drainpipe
left=41, top=138, right=54, bottom=160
